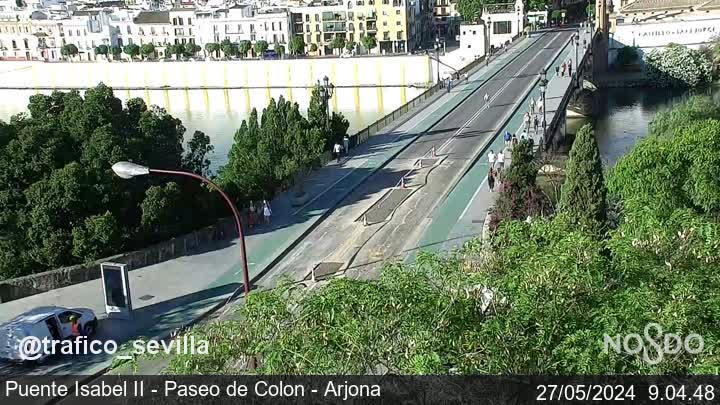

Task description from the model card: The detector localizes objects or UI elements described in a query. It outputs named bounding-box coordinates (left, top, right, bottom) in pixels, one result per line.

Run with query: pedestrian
left=511, top=134, right=518, bottom=147
left=488, top=149, right=496, bottom=168
left=521, top=129, right=528, bottom=140
left=333, top=142, right=342, bottom=163
left=561, top=62, right=566, bottom=77
left=524, top=112, right=531, bottom=127
left=262, top=200, right=272, bottom=225
left=555, top=66, right=560, bottom=76
left=568, top=60, right=573, bottom=77
left=529, top=97, right=535, bottom=114
left=496, top=150, right=505, bottom=170
left=447, top=78, right=453, bottom=93
left=533, top=115, right=539, bottom=133
left=504, top=131, right=512, bottom=146
left=463, top=72, right=469, bottom=82
left=488, top=168, right=496, bottom=192
left=343, top=135, right=350, bottom=156
left=484, top=93, right=489, bottom=104
left=248, top=200, right=256, bottom=228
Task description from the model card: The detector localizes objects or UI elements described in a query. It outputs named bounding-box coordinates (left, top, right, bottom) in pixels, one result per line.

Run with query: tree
left=184, top=43, right=201, bottom=58
left=140, top=43, right=156, bottom=60
left=309, top=43, right=318, bottom=54
left=457, top=0, right=482, bottom=21
left=330, top=35, right=346, bottom=55
left=205, top=42, right=220, bottom=59
left=141, top=182, right=185, bottom=241
left=329, top=112, right=349, bottom=147
left=110, top=45, right=122, bottom=60
left=95, top=44, right=109, bottom=60
left=558, top=124, right=607, bottom=235
left=551, top=9, right=562, bottom=25
left=60, top=44, right=79, bottom=61
left=360, top=35, right=377, bottom=54
left=220, top=39, right=238, bottom=59
left=528, top=0, right=549, bottom=11
left=123, top=43, right=140, bottom=61
left=71, top=211, right=122, bottom=263
left=616, top=46, right=639, bottom=66
left=307, top=84, right=328, bottom=133
left=288, top=36, right=305, bottom=57
left=173, top=43, right=186, bottom=59
left=275, top=44, right=285, bottom=59
left=645, top=43, right=713, bottom=88
left=345, top=41, right=355, bottom=53
left=182, top=130, right=214, bottom=176
left=238, top=40, right=251, bottom=58
left=254, top=40, right=269, bottom=58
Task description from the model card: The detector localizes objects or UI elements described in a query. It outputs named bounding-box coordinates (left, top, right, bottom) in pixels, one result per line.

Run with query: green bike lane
left=411, top=36, right=577, bottom=256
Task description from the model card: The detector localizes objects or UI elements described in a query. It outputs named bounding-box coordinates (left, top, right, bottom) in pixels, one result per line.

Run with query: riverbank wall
left=0, top=55, right=432, bottom=91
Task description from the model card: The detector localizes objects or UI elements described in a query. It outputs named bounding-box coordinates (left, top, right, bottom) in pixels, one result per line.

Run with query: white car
left=0, top=306, right=97, bottom=363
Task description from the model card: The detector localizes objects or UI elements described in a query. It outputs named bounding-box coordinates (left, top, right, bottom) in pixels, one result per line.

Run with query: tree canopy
left=645, top=43, right=713, bottom=87
left=0, top=84, right=217, bottom=280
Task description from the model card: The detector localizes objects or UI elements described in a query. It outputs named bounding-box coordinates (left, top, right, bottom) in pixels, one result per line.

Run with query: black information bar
left=3, top=375, right=720, bottom=404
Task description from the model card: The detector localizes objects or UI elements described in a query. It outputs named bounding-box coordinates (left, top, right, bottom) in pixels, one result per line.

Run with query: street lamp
left=539, top=76, right=548, bottom=140
left=486, top=16, right=492, bottom=65
left=516, top=5, right=521, bottom=38
left=434, top=41, right=441, bottom=84
left=574, top=33, right=579, bottom=70
left=318, top=76, right=335, bottom=125
left=111, top=161, right=251, bottom=296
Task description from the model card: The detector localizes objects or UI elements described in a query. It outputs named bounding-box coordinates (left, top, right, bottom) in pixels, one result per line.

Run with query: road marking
left=433, top=33, right=565, bottom=156
left=290, top=163, right=364, bottom=216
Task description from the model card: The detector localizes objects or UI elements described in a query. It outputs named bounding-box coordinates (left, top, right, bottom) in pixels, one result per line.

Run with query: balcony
left=323, top=22, right=347, bottom=32
left=367, top=12, right=377, bottom=19
left=322, top=11, right=346, bottom=21
left=367, top=22, right=377, bottom=31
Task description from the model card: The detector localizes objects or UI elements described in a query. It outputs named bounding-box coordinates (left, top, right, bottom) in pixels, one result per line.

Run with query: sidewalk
left=0, top=36, right=540, bottom=376
left=413, top=28, right=591, bottom=254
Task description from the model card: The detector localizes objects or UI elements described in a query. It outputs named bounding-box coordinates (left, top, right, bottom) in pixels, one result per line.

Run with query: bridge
left=0, top=26, right=597, bottom=379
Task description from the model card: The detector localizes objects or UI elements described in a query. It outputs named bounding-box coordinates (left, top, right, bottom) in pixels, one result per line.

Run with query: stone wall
left=0, top=217, right=237, bottom=303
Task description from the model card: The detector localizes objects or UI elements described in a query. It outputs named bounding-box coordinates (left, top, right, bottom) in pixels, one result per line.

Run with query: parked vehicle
left=263, top=50, right=278, bottom=59
left=0, top=306, right=97, bottom=363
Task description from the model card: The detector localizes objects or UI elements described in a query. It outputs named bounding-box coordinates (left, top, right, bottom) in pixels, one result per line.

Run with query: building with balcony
left=0, top=10, right=65, bottom=60
left=289, top=0, right=430, bottom=56
left=194, top=6, right=289, bottom=53
left=433, top=0, right=459, bottom=42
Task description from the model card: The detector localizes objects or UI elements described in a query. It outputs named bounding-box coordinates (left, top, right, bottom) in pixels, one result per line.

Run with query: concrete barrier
left=0, top=217, right=237, bottom=303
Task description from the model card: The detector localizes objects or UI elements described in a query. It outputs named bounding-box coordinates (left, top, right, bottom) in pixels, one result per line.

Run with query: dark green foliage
left=140, top=43, right=155, bottom=59
left=95, top=45, right=109, bottom=57
left=123, top=43, right=140, bottom=60
left=0, top=84, right=215, bottom=280
left=288, top=36, right=305, bottom=56
left=204, top=42, right=220, bottom=58
left=238, top=40, right=251, bottom=58
left=457, top=0, right=483, bottom=20
left=559, top=124, right=607, bottom=235
left=184, top=43, right=201, bottom=57
left=275, top=44, right=285, bottom=59
left=220, top=39, right=238, bottom=58
left=330, top=35, right=345, bottom=53
left=182, top=130, right=214, bottom=176
left=254, top=40, right=269, bottom=57
left=360, top=35, right=376, bottom=53
left=616, top=46, right=639, bottom=65
left=218, top=96, right=326, bottom=203
left=60, top=44, right=78, bottom=59
left=110, top=45, right=122, bottom=59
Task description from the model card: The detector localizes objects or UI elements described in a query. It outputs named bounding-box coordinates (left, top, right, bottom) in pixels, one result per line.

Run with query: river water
left=568, top=85, right=720, bottom=165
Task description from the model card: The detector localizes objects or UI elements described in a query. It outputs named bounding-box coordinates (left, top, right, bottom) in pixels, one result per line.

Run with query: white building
left=607, top=0, right=720, bottom=64
left=194, top=5, right=289, bottom=53
left=459, top=0, right=524, bottom=56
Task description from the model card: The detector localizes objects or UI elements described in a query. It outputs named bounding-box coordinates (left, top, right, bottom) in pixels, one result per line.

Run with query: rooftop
left=621, top=0, right=707, bottom=11
left=134, top=10, right=169, bottom=23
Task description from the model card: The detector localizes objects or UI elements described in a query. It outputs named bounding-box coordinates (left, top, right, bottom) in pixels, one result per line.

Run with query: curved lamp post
left=111, top=161, right=251, bottom=296
left=539, top=74, right=548, bottom=140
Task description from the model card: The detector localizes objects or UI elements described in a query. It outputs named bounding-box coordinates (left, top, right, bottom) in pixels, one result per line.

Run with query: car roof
left=2, top=306, right=71, bottom=326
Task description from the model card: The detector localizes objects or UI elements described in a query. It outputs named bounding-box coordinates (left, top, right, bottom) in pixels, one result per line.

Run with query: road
left=265, top=30, right=573, bottom=282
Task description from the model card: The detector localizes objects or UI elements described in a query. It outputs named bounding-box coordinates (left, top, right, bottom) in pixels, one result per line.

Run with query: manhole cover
left=138, top=294, right=155, bottom=301
left=313, top=262, right=344, bottom=280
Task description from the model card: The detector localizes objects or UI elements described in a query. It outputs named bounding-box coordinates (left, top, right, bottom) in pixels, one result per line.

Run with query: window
left=305, top=14, right=309, bottom=22
left=189, top=28, right=192, bottom=35
left=23, top=38, right=28, bottom=48
left=316, top=33, right=320, bottom=42
left=272, top=22, right=275, bottom=30
left=77, top=29, right=81, bottom=36
left=349, top=22, right=354, bottom=31
left=359, top=22, right=364, bottom=30
left=139, top=28, right=144, bottom=35
left=151, top=27, right=156, bottom=35
left=493, top=21, right=511, bottom=35
left=273, top=33, right=277, bottom=43
left=397, top=31, right=402, bottom=39
left=68, top=30, right=72, bottom=36
left=357, top=0, right=363, bottom=4
left=383, top=31, right=389, bottom=40
left=306, top=24, right=310, bottom=32
left=472, top=30, right=476, bottom=34
left=396, top=20, right=401, bottom=25
left=11, top=40, right=16, bottom=48
left=127, top=25, right=131, bottom=34
left=279, top=22, right=282, bottom=31
left=315, top=14, right=319, bottom=21
left=349, top=33, right=354, bottom=41
left=383, top=0, right=388, bottom=4
left=179, top=17, right=184, bottom=26
left=306, top=34, right=311, bottom=42
left=264, top=22, right=268, bottom=30
left=250, top=23, right=254, bottom=32
left=315, top=24, right=320, bottom=31
left=383, top=21, right=387, bottom=26
left=349, top=11, right=354, bottom=19
left=173, top=18, right=177, bottom=25
left=188, top=18, right=192, bottom=25
left=382, top=10, right=387, bottom=15
left=281, top=34, right=285, bottom=42
left=396, top=9, right=401, bottom=14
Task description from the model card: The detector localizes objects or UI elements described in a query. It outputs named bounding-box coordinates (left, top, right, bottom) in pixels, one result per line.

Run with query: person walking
left=484, top=93, right=489, bottom=104
left=504, top=131, right=512, bottom=146
left=488, top=168, right=496, bottom=192
left=555, top=66, right=560, bottom=76
left=561, top=62, right=566, bottom=77
left=533, top=115, right=539, bottom=133
left=343, top=135, right=350, bottom=156
left=511, top=134, right=518, bottom=147
left=262, top=200, right=272, bottom=225
left=248, top=200, right=256, bottom=228
left=447, top=78, right=453, bottom=93
left=496, top=150, right=505, bottom=170
left=530, top=98, right=536, bottom=114
left=333, top=142, right=342, bottom=163
left=488, top=149, right=496, bottom=168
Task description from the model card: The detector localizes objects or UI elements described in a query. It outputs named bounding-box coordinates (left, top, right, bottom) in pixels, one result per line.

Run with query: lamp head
left=112, top=162, right=150, bottom=179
